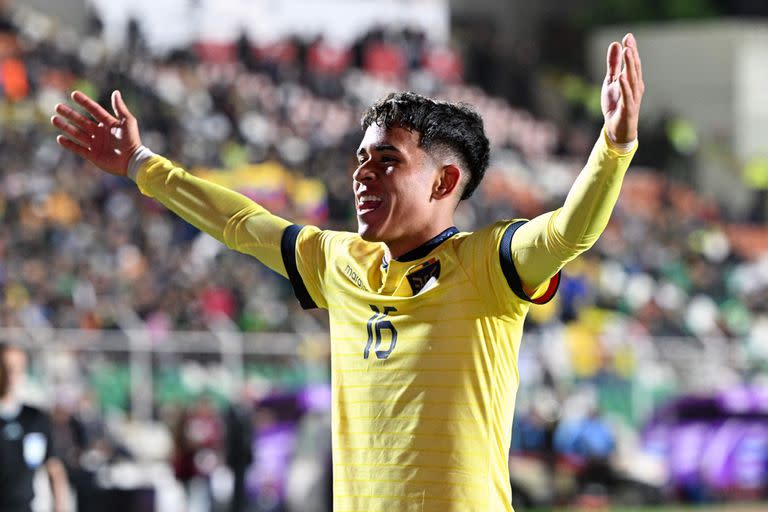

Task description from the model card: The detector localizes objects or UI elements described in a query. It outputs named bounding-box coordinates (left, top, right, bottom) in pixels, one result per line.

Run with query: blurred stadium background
left=2, top=0, right=768, bottom=510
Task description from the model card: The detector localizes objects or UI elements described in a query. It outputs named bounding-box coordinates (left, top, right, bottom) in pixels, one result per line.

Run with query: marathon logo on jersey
left=344, top=264, right=366, bottom=290
left=407, top=258, right=441, bottom=295
left=23, top=432, right=46, bottom=469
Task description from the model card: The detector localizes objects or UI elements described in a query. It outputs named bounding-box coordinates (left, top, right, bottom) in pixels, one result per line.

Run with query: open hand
left=51, top=90, right=141, bottom=176
left=602, top=33, right=644, bottom=144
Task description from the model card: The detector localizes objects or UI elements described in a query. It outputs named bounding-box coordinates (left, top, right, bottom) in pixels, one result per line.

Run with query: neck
left=384, top=220, right=456, bottom=261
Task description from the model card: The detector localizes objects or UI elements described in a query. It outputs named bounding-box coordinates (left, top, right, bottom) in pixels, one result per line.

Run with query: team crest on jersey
left=407, top=258, right=441, bottom=295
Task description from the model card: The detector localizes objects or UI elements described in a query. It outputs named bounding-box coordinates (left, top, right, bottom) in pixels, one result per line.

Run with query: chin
left=358, top=226, right=378, bottom=242
left=357, top=221, right=385, bottom=243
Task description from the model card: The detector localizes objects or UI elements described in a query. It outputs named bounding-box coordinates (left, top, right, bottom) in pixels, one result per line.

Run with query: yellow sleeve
left=284, top=225, right=342, bottom=310
left=135, top=155, right=292, bottom=277
left=512, top=128, right=637, bottom=290
left=455, top=221, right=557, bottom=316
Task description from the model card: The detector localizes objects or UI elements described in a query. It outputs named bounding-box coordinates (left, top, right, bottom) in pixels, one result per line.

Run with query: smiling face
left=353, top=124, right=454, bottom=257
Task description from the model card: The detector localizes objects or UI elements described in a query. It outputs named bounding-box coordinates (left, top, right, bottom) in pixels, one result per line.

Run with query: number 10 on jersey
left=364, top=305, right=398, bottom=359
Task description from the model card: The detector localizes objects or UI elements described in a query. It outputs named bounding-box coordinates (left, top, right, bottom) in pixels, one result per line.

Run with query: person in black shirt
left=0, top=343, right=70, bottom=512
left=224, top=394, right=254, bottom=512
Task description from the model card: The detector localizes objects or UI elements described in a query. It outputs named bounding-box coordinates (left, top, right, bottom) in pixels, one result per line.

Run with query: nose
left=352, top=160, right=376, bottom=184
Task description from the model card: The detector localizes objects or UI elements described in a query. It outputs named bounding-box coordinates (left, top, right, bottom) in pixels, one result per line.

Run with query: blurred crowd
left=3, top=2, right=768, bottom=509
left=3, top=4, right=767, bottom=369
left=0, top=6, right=560, bottom=337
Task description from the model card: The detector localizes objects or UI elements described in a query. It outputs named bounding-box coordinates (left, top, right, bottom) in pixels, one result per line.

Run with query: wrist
left=127, top=145, right=156, bottom=182
left=603, top=127, right=637, bottom=154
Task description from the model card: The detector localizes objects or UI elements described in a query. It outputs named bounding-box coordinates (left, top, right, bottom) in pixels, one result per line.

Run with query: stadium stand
left=2, top=2, right=768, bottom=509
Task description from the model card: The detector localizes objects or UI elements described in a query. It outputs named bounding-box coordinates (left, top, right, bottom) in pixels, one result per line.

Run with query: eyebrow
left=356, top=143, right=402, bottom=156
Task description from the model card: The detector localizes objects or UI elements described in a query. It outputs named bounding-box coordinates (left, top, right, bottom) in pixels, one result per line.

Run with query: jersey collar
left=383, top=226, right=459, bottom=268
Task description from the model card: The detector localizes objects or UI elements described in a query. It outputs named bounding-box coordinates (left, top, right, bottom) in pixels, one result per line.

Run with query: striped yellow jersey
left=283, top=221, right=559, bottom=512
left=132, top=127, right=635, bottom=512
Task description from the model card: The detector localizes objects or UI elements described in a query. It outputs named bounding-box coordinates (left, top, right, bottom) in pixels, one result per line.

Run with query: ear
left=432, top=164, right=462, bottom=200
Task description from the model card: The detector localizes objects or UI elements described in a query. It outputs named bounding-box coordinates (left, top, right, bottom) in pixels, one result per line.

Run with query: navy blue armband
left=499, top=221, right=560, bottom=305
left=281, top=224, right=318, bottom=310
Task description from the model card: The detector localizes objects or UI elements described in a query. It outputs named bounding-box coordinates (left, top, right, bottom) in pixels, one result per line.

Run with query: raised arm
left=513, top=33, right=644, bottom=295
left=51, top=90, right=291, bottom=277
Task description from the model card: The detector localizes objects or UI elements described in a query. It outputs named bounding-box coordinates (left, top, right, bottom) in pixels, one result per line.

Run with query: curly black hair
left=361, top=92, right=490, bottom=201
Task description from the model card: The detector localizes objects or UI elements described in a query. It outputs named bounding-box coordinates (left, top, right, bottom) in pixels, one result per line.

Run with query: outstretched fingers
left=111, top=90, right=133, bottom=120
left=50, top=114, right=92, bottom=147
left=605, top=41, right=622, bottom=84
left=622, top=37, right=644, bottom=111
left=52, top=90, right=138, bottom=175
left=54, top=103, right=97, bottom=133
left=622, top=33, right=643, bottom=83
left=56, top=134, right=91, bottom=159
left=619, top=48, right=636, bottom=108
left=603, top=33, right=643, bottom=143
left=618, top=71, right=634, bottom=114
left=71, top=90, right=117, bottom=125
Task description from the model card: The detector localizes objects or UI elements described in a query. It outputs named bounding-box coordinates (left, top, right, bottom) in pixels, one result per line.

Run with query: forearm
left=552, top=128, right=636, bottom=249
left=131, top=149, right=291, bottom=276
left=514, top=128, right=636, bottom=289
left=46, top=458, right=70, bottom=512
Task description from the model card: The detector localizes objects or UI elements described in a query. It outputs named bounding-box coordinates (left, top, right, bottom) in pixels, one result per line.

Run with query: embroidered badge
left=407, top=258, right=441, bottom=295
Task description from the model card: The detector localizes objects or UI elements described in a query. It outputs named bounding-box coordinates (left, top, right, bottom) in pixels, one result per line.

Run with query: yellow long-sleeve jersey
left=133, top=129, right=636, bottom=511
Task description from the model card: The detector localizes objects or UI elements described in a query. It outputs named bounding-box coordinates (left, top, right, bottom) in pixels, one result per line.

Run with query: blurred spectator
left=555, top=410, right=616, bottom=461
left=247, top=394, right=303, bottom=512
left=224, top=388, right=254, bottom=512
left=422, top=44, right=462, bottom=84
left=285, top=385, right=332, bottom=512
left=50, top=400, right=88, bottom=508
left=306, top=36, right=350, bottom=98
left=0, top=343, right=70, bottom=512
left=51, top=392, right=130, bottom=512
left=743, top=154, right=768, bottom=223
left=555, top=397, right=617, bottom=498
left=171, top=394, right=224, bottom=512
left=363, top=35, right=407, bottom=81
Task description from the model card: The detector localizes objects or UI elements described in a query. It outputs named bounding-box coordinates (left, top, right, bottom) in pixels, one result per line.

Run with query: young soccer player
left=52, top=33, right=644, bottom=511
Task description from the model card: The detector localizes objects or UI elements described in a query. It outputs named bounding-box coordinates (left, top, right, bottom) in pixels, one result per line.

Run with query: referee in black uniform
left=0, top=343, right=70, bottom=512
